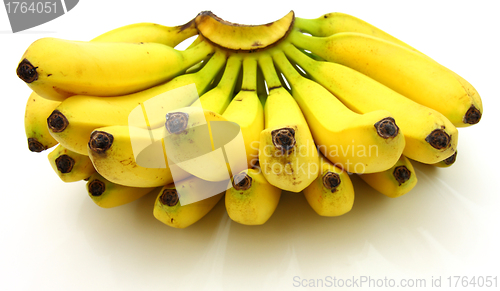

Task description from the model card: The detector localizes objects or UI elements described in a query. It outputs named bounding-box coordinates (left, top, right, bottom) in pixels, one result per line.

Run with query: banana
left=91, top=20, right=197, bottom=46
left=191, top=54, right=242, bottom=114
left=303, top=155, right=354, bottom=217
left=195, top=10, right=295, bottom=52
left=272, top=48, right=404, bottom=173
left=225, top=167, right=282, bottom=225
left=358, top=155, right=417, bottom=198
left=222, top=56, right=265, bottom=168
left=257, top=53, right=319, bottom=192
left=47, top=49, right=227, bottom=155
left=16, top=37, right=214, bottom=101
left=282, top=43, right=458, bottom=165
left=86, top=172, right=157, bottom=208
left=289, top=30, right=482, bottom=127
left=48, top=144, right=96, bottom=182
left=24, top=91, right=60, bottom=152
left=153, top=175, right=225, bottom=228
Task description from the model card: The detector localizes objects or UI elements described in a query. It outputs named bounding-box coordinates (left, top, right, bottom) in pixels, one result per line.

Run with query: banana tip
left=375, top=117, right=399, bottom=139
left=323, top=172, right=341, bottom=193
left=88, top=131, right=114, bottom=154
left=27, top=138, right=46, bottom=152
left=393, top=166, right=411, bottom=185
left=17, top=59, right=38, bottom=83
left=55, top=155, right=75, bottom=174
left=159, top=189, right=179, bottom=206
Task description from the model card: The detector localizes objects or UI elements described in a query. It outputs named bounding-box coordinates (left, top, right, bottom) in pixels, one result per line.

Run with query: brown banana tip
left=393, top=166, right=411, bottom=186
left=88, top=179, right=105, bottom=197
left=159, top=189, right=179, bottom=206
left=323, top=171, right=341, bottom=193
left=27, top=138, right=46, bottom=152
left=55, top=155, right=75, bottom=174
left=88, top=131, right=114, bottom=154
left=232, top=172, right=252, bottom=191
left=165, top=112, right=189, bottom=134
left=464, top=105, right=481, bottom=125
left=47, top=110, right=69, bottom=133
left=443, top=151, right=458, bottom=165
left=375, top=117, right=399, bottom=139
left=271, top=127, right=296, bottom=153
left=17, top=59, right=38, bottom=83
left=425, top=129, right=451, bottom=150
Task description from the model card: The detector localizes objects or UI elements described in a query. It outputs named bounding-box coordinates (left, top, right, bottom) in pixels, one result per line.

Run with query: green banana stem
left=258, top=54, right=282, bottom=89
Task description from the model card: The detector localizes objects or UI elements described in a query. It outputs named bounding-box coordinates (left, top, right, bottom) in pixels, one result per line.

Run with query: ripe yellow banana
left=282, top=43, right=458, bottom=165
left=48, top=144, right=96, bottom=182
left=48, top=49, right=227, bottom=155
left=272, top=48, right=404, bottom=173
left=86, top=172, right=157, bottom=208
left=289, top=30, right=482, bottom=127
left=153, top=176, right=225, bottom=228
left=257, top=53, right=319, bottom=192
left=222, top=56, right=265, bottom=168
left=303, top=155, right=354, bottom=217
left=24, top=91, right=60, bottom=152
left=358, top=155, right=417, bottom=198
left=16, top=37, right=214, bottom=101
left=91, top=20, right=197, bottom=46
left=191, top=53, right=242, bottom=114
left=225, top=167, right=282, bottom=225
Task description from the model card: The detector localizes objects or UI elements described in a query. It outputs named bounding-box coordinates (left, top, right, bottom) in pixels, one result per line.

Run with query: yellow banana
left=257, top=53, right=319, bottom=192
left=191, top=53, right=242, bottom=114
left=16, top=37, right=214, bottom=101
left=86, top=172, right=157, bottom=208
left=153, top=176, right=225, bottom=228
left=91, top=20, right=197, bottom=46
left=222, top=56, right=265, bottom=168
left=225, top=167, right=282, bottom=225
left=282, top=43, right=458, bottom=165
left=303, top=155, right=354, bottom=217
left=358, top=155, right=417, bottom=198
left=289, top=30, right=482, bottom=127
left=272, top=48, right=404, bottom=173
left=48, top=49, right=227, bottom=155
left=24, top=91, right=60, bottom=152
left=48, top=144, right=96, bottom=182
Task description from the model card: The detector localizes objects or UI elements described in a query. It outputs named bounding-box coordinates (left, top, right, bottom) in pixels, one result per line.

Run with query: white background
left=1, top=1, right=499, bottom=290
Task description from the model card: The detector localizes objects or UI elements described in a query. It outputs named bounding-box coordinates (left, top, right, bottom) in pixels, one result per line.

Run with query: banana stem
left=287, top=30, right=323, bottom=55
left=180, top=39, right=215, bottom=67
left=271, top=48, right=305, bottom=85
left=216, top=54, right=242, bottom=96
left=241, top=57, right=258, bottom=91
left=258, top=54, right=282, bottom=89
left=293, top=17, right=321, bottom=36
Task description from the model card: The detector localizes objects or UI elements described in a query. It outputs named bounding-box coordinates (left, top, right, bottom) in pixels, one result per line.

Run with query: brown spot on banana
left=323, top=172, right=341, bottom=193
left=425, top=129, right=451, bottom=150
left=88, top=179, right=105, bottom=197
left=232, top=172, right=252, bottom=191
left=16, top=59, right=38, bottom=83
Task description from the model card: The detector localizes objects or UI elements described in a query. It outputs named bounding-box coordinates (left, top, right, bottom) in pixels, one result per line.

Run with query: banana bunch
left=19, top=11, right=482, bottom=228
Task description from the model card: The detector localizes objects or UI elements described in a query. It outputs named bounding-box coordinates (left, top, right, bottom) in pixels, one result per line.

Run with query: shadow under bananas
left=73, top=162, right=484, bottom=288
